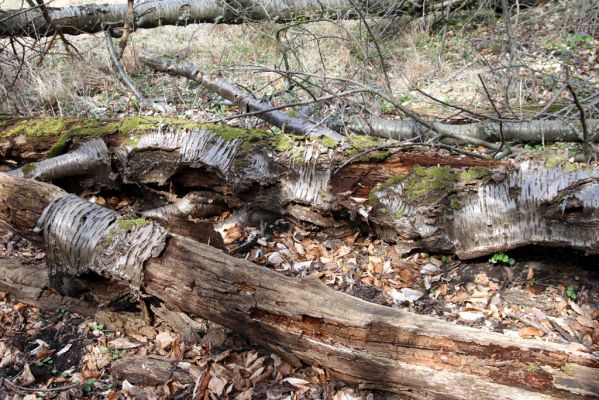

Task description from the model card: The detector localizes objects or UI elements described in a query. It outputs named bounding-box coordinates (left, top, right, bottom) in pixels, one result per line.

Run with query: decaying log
left=0, top=0, right=429, bottom=39
left=2, top=116, right=598, bottom=258
left=0, top=173, right=598, bottom=399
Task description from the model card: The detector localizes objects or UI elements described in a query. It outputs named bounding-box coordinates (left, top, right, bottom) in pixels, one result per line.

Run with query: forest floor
left=1, top=0, right=599, bottom=398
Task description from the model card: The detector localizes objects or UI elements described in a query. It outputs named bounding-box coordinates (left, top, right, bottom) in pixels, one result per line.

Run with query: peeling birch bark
left=2, top=117, right=599, bottom=257
left=368, top=160, right=599, bottom=258
left=0, top=172, right=597, bottom=399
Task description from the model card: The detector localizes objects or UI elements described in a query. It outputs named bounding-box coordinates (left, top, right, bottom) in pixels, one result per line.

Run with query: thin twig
left=103, top=24, right=146, bottom=104
left=566, top=82, right=595, bottom=163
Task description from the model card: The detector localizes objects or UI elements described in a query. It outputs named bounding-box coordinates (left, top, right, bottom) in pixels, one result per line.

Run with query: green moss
left=21, top=162, right=38, bottom=173
left=121, top=135, right=141, bottom=148
left=369, top=183, right=384, bottom=206
left=46, top=133, right=70, bottom=158
left=403, top=165, right=455, bottom=202
left=544, top=154, right=578, bottom=171
left=544, top=154, right=567, bottom=169
left=383, top=175, right=404, bottom=187
left=289, top=147, right=304, bottom=164
left=319, top=135, right=339, bottom=149
left=344, top=134, right=390, bottom=162
left=561, top=363, right=574, bottom=376
left=106, top=217, right=151, bottom=238
left=394, top=209, right=406, bottom=217
left=275, top=134, right=296, bottom=152
left=524, top=363, right=541, bottom=373
left=449, top=197, right=463, bottom=210
left=458, top=166, right=489, bottom=181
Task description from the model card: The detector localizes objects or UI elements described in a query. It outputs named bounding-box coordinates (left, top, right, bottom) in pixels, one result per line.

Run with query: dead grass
left=0, top=0, right=597, bottom=122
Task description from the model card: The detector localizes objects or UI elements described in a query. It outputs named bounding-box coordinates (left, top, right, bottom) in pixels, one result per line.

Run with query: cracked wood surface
left=0, top=173, right=597, bottom=399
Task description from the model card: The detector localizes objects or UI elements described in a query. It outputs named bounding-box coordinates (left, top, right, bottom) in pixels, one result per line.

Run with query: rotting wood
left=2, top=118, right=598, bottom=258
left=0, top=173, right=598, bottom=399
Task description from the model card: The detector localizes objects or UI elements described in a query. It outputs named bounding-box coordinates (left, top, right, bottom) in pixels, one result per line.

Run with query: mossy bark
left=2, top=117, right=598, bottom=258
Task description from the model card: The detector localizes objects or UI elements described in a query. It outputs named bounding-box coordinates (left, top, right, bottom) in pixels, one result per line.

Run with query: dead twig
left=103, top=23, right=146, bottom=104
left=566, top=81, right=596, bottom=163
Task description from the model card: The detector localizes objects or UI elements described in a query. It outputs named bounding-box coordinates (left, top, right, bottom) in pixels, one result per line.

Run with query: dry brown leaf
left=235, top=388, right=253, bottom=400
left=518, top=326, right=544, bottom=338
left=474, top=273, right=489, bottom=286
left=368, top=256, right=383, bottom=274
left=576, top=315, right=598, bottom=329
left=109, top=337, right=140, bottom=350
left=223, top=225, right=245, bottom=245
left=526, top=267, right=535, bottom=282
left=0, top=291, right=6, bottom=300
left=155, top=331, right=175, bottom=350
left=20, top=362, right=35, bottom=386
left=13, top=302, right=28, bottom=311
left=82, top=369, right=102, bottom=379
left=208, top=375, right=227, bottom=397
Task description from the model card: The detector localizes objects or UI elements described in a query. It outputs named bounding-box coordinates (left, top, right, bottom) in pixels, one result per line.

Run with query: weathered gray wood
left=0, top=173, right=597, bottom=399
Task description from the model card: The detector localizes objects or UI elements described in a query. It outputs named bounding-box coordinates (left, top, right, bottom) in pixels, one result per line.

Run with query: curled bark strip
left=35, top=194, right=167, bottom=291
left=359, top=118, right=599, bottom=144
left=371, top=160, right=599, bottom=258
left=142, top=191, right=225, bottom=220
left=9, top=138, right=112, bottom=184
left=283, top=144, right=331, bottom=207
left=135, top=128, right=241, bottom=170
left=139, top=52, right=343, bottom=141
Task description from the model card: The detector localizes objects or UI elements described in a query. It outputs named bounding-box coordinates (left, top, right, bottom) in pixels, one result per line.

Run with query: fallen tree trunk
left=0, top=0, right=423, bottom=38
left=0, top=172, right=598, bottom=399
left=139, top=54, right=599, bottom=146
left=358, top=118, right=599, bottom=144
left=2, top=116, right=599, bottom=258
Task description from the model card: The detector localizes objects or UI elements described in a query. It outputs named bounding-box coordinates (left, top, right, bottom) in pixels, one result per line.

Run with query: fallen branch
left=0, top=172, right=597, bottom=399
left=357, top=118, right=599, bottom=143
left=139, top=52, right=343, bottom=141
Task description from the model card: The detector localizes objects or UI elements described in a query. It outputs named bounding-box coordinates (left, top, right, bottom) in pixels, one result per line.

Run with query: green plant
left=488, top=253, right=515, bottom=266
left=84, top=378, right=96, bottom=392
left=90, top=322, right=105, bottom=331
left=566, top=285, right=577, bottom=301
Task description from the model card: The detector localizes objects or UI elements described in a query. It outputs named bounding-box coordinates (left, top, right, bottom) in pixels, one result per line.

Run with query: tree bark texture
left=1, top=116, right=598, bottom=258
left=0, top=0, right=417, bottom=38
left=0, top=173, right=598, bottom=399
left=358, top=118, right=599, bottom=144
